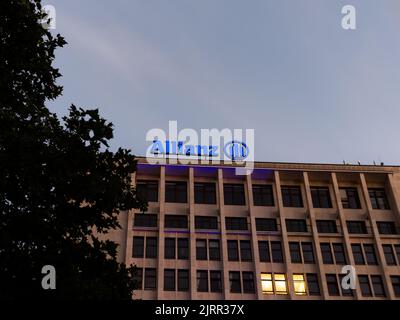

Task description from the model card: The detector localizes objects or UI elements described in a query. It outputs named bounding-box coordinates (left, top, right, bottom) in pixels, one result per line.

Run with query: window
left=363, top=244, right=378, bottom=265
left=144, top=268, right=156, bottom=290
left=286, top=219, right=308, bottom=233
left=311, top=187, right=332, bottom=208
left=132, top=236, right=144, bottom=258
left=178, top=269, right=189, bottom=291
left=306, top=274, right=320, bottom=296
left=316, top=220, right=338, bottom=233
left=258, top=241, right=271, bottom=262
left=396, top=245, right=400, bottom=264
left=289, top=242, right=302, bottom=263
left=383, top=245, right=397, bottom=266
left=255, top=218, right=278, bottom=232
left=133, top=268, right=143, bottom=290
left=165, top=238, right=176, bottom=259
left=224, top=184, right=245, bottom=205
left=164, top=269, right=175, bottom=291
left=271, top=241, right=284, bottom=263
left=229, top=272, right=242, bottom=293
left=302, top=242, right=315, bottom=264
left=274, top=274, right=288, bottom=294
left=134, top=213, right=158, bottom=227
left=210, top=271, right=222, bottom=292
left=136, top=180, right=158, bottom=202
left=293, top=274, right=306, bottom=295
left=358, top=275, right=372, bottom=297
left=165, top=215, right=188, bottom=229
left=227, top=240, right=239, bottom=261
left=326, top=274, right=340, bottom=296
left=240, top=240, right=252, bottom=261
left=368, top=188, right=390, bottom=210
left=253, top=185, right=274, bottom=206
left=225, top=217, right=248, bottom=230
left=165, top=181, right=187, bottom=203
left=194, top=182, right=216, bottom=204
left=351, top=244, right=365, bottom=265
left=196, top=239, right=207, bottom=260
left=209, top=240, right=221, bottom=261
left=340, top=188, right=360, bottom=209
left=320, top=243, right=334, bottom=264
left=197, top=270, right=208, bottom=292
left=347, top=220, right=367, bottom=234
left=145, top=237, right=157, bottom=258
left=377, top=221, right=397, bottom=235
left=332, top=243, right=347, bottom=264
left=391, top=276, right=400, bottom=297
left=371, top=275, right=386, bottom=297
left=261, top=273, right=273, bottom=294
left=177, top=238, right=189, bottom=260
left=281, top=186, right=303, bottom=207
left=242, top=272, right=255, bottom=293
left=195, top=216, right=218, bottom=230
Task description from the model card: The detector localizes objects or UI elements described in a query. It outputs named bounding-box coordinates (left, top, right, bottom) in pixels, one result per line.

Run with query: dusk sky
left=47, top=0, right=400, bottom=165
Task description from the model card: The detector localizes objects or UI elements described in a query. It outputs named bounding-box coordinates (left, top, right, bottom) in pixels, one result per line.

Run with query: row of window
left=137, top=180, right=391, bottom=210
left=134, top=213, right=398, bottom=235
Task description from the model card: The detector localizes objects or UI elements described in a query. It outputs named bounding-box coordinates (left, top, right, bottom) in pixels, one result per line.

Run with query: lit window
left=293, top=274, right=306, bottom=295
left=274, top=274, right=288, bottom=294
left=261, top=273, right=273, bottom=294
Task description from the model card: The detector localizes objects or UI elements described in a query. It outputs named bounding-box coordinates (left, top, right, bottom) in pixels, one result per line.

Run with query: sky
left=46, top=0, right=400, bottom=165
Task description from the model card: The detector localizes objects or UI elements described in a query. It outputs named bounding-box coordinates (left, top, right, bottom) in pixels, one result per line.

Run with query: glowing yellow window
left=261, top=273, right=273, bottom=294
left=274, top=273, right=288, bottom=294
left=293, top=274, right=307, bottom=295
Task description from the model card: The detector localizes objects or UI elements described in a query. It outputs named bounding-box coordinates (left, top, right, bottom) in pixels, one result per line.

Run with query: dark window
left=332, top=243, right=347, bottom=265
left=225, top=217, right=248, bottom=230
left=253, top=185, right=274, bottom=206
left=326, top=274, right=340, bottom=296
left=242, top=272, right=255, bottom=293
left=196, top=239, right=207, bottom=260
left=271, top=241, right=283, bottom=263
left=377, top=221, right=397, bottom=235
left=281, top=186, right=303, bottom=207
left=164, top=238, right=176, bottom=259
left=134, top=213, right=158, bottom=227
left=227, top=240, right=239, bottom=261
left=316, top=220, right=338, bottom=233
left=289, top=242, right=302, bottom=263
left=195, top=216, right=218, bottom=230
left=209, top=240, right=221, bottom=261
left=286, top=219, right=308, bottom=233
left=165, top=215, right=188, bottom=229
left=311, top=187, right=332, bottom=208
left=178, top=269, right=189, bottom=291
left=136, top=180, right=158, bottom=202
left=339, top=274, right=354, bottom=296
left=132, top=236, right=144, bottom=258
left=395, top=245, right=400, bottom=264
left=368, top=188, right=390, bottom=210
left=258, top=241, right=271, bottom=262
left=391, top=276, right=400, bottom=297
left=340, top=188, right=361, bottom=209
left=240, top=240, right=252, bottom=261
left=195, top=183, right=216, bottom=204
left=165, top=181, right=187, bottom=203
left=371, top=275, right=386, bottom=297
left=363, top=244, right=378, bottom=265
left=383, top=245, right=397, bottom=265
left=229, top=271, right=242, bottom=293
left=302, top=242, right=315, bottom=264
left=196, top=270, right=208, bottom=292
left=133, top=268, right=143, bottom=290
left=144, top=268, right=156, bottom=290
left=145, top=237, right=157, bottom=258
left=347, top=221, right=367, bottom=234
left=351, top=244, right=365, bottom=265
left=210, top=271, right=222, bottom=292
left=320, top=243, right=334, bottom=264
left=306, top=274, right=320, bottom=295
left=177, top=238, right=189, bottom=260
left=255, top=218, right=278, bottom=232
left=224, top=184, right=245, bottom=205
left=164, top=269, right=175, bottom=291
left=358, top=275, right=372, bottom=297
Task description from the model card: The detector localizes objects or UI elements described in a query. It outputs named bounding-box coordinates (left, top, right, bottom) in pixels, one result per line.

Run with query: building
left=107, top=158, right=400, bottom=300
